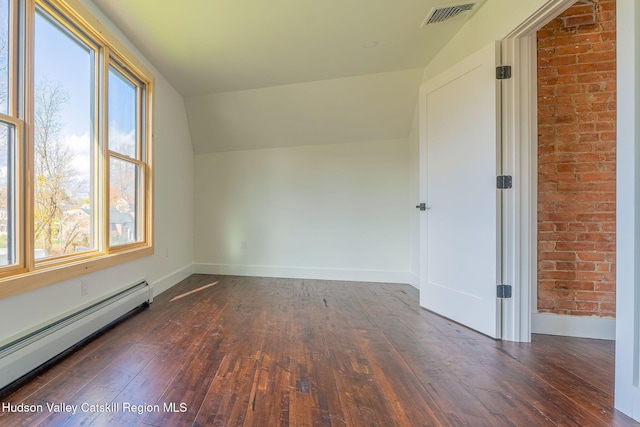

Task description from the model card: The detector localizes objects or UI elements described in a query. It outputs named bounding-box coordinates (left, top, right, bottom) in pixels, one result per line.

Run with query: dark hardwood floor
left=0, top=274, right=637, bottom=426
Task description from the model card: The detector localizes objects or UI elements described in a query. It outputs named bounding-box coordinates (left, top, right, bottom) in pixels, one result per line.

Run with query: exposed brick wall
left=537, top=0, right=616, bottom=317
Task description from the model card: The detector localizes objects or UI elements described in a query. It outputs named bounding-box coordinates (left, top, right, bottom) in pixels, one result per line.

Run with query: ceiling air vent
left=421, top=2, right=481, bottom=26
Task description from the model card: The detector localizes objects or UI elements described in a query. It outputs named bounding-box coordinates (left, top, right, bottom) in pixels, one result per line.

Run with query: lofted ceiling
left=90, top=0, right=484, bottom=152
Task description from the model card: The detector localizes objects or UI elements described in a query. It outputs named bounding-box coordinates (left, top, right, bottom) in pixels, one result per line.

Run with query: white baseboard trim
left=151, top=264, right=194, bottom=297
left=532, top=312, right=615, bottom=340
left=193, top=263, right=411, bottom=284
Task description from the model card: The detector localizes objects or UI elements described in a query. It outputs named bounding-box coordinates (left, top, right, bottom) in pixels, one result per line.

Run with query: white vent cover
left=421, top=2, right=481, bottom=26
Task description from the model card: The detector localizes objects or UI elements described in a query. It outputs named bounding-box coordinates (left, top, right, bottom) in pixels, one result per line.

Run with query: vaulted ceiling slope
left=91, top=0, right=483, bottom=153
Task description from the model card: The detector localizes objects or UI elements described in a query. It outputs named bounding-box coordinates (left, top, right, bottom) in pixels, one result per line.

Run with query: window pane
left=0, top=0, right=9, bottom=115
left=108, top=67, right=137, bottom=158
left=0, top=120, right=14, bottom=266
left=110, top=157, right=141, bottom=246
left=34, top=10, right=95, bottom=259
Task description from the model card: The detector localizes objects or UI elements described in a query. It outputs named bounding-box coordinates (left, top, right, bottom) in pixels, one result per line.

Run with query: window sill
left=0, top=246, right=154, bottom=300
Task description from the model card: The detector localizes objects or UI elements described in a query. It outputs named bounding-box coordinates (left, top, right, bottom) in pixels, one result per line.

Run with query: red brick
left=538, top=270, right=578, bottom=281
left=578, top=122, right=597, bottom=132
left=538, top=260, right=556, bottom=270
left=556, top=164, right=575, bottom=173
left=599, top=131, right=616, bottom=142
left=555, top=201, right=596, bottom=212
left=600, top=31, right=616, bottom=41
left=578, top=51, right=616, bottom=63
left=596, top=121, right=615, bottom=131
left=576, top=261, right=597, bottom=271
left=573, top=192, right=615, bottom=202
left=596, top=203, right=616, bottom=211
left=556, top=300, right=579, bottom=310
left=555, top=241, right=596, bottom=251
left=539, top=183, right=558, bottom=193
left=558, top=63, right=599, bottom=75
left=575, top=213, right=612, bottom=222
left=557, top=181, right=613, bottom=192
left=576, top=301, right=599, bottom=311
left=577, top=252, right=605, bottom=261
left=538, top=281, right=560, bottom=291
left=576, top=290, right=615, bottom=302
left=555, top=280, right=596, bottom=291
left=551, top=56, right=579, bottom=66
left=554, top=44, right=593, bottom=55
left=577, top=71, right=615, bottom=83
left=574, top=163, right=599, bottom=172
left=539, top=251, right=578, bottom=261
left=597, top=111, right=616, bottom=121
left=597, top=242, right=616, bottom=252
left=575, top=153, right=607, bottom=162
left=591, top=41, right=615, bottom=52
left=598, top=1, right=616, bottom=12
left=558, top=76, right=579, bottom=86
left=557, top=142, right=594, bottom=152
left=578, top=172, right=613, bottom=182
left=538, top=299, right=556, bottom=310
left=594, top=276, right=615, bottom=288
left=567, top=223, right=588, bottom=232
left=572, top=33, right=603, bottom=44
left=538, top=213, right=578, bottom=222
left=538, top=66, right=557, bottom=78
left=578, top=233, right=615, bottom=242
left=556, top=261, right=577, bottom=270
left=599, top=302, right=616, bottom=313
left=585, top=223, right=604, bottom=232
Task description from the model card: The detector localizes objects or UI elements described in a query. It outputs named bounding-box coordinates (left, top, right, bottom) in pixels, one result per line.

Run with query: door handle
left=416, top=203, right=430, bottom=211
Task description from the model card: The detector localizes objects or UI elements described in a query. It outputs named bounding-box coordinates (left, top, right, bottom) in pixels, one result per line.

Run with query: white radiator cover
left=0, top=281, right=152, bottom=390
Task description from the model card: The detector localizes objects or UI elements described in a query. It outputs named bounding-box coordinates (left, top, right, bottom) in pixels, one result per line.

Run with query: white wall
left=0, top=0, right=195, bottom=342
left=185, top=69, right=424, bottom=154
left=194, top=139, right=411, bottom=283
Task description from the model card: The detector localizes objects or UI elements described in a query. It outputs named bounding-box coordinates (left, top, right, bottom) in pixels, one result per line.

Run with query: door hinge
left=497, top=284, right=512, bottom=299
left=497, top=175, right=512, bottom=189
left=496, top=65, right=512, bottom=80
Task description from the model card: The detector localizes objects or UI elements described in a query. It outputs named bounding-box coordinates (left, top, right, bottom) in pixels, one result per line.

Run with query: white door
left=418, top=42, right=502, bottom=338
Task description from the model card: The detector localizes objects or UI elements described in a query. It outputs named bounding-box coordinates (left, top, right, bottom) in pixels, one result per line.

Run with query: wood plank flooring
left=0, top=274, right=637, bottom=426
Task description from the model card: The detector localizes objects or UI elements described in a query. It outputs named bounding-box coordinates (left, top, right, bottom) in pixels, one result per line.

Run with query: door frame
left=499, top=0, right=576, bottom=342
left=614, top=0, right=640, bottom=418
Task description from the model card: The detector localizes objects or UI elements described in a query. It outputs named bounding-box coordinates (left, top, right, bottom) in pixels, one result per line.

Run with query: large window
left=0, top=0, right=154, bottom=298
left=108, top=65, right=145, bottom=247
left=34, top=6, right=96, bottom=259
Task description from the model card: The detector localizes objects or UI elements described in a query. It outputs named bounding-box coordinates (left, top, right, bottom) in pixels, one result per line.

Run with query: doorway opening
left=534, top=0, right=616, bottom=339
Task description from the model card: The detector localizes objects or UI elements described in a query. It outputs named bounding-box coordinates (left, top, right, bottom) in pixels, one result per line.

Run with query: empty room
left=1, top=0, right=640, bottom=425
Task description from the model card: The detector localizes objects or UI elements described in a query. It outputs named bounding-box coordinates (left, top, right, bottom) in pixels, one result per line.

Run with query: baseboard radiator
left=0, top=280, right=152, bottom=391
